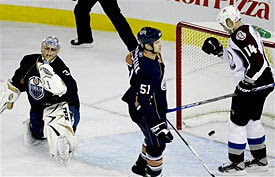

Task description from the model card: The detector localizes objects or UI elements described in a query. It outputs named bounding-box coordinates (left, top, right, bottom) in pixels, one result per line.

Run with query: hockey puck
left=208, top=130, right=215, bottom=136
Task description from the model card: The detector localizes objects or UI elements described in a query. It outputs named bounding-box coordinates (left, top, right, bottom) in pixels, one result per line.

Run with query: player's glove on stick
left=151, top=122, right=173, bottom=143
left=237, top=78, right=254, bottom=93
left=202, top=37, right=223, bottom=57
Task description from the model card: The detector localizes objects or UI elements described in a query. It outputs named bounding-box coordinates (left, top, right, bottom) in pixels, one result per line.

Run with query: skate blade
left=217, top=170, right=247, bottom=176
left=29, top=139, right=46, bottom=147
left=246, top=165, right=269, bottom=172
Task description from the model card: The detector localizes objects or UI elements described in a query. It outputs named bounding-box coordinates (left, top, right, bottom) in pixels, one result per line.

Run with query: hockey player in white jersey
left=0, top=36, right=80, bottom=165
left=202, top=5, right=274, bottom=176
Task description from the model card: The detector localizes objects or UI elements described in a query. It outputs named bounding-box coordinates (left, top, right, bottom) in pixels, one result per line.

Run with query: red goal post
left=176, top=21, right=275, bottom=130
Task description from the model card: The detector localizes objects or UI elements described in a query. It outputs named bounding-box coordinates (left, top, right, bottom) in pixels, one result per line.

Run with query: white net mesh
left=176, top=22, right=275, bottom=128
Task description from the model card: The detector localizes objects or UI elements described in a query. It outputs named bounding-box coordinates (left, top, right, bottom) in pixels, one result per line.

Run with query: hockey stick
left=0, top=102, right=14, bottom=115
left=167, top=118, right=215, bottom=177
left=0, top=103, right=8, bottom=115
left=167, top=93, right=235, bottom=113
left=167, top=83, right=275, bottom=113
left=251, top=82, right=275, bottom=92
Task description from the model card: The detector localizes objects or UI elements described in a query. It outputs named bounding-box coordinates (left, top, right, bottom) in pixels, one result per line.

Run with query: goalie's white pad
left=22, top=119, right=46, bottom=147
left=0, top=80, right=20, bottom=114
left=23, top=119, right=36, bottom=146
left=38, top=63, right=67, bottom=97
left=43, top=102, right=76, bottom=165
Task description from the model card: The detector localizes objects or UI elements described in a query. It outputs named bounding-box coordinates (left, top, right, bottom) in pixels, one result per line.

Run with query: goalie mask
left=137, top=27, right=162, bottom=53
left=41, top=36, right=60, bottom=63
left=217, top=6, right=241, bottom=31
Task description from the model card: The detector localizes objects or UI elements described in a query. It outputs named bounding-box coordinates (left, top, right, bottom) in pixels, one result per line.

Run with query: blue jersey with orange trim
left=122, top=47, right=167, bottom=128
left=11, top=54, right=80, bottom=112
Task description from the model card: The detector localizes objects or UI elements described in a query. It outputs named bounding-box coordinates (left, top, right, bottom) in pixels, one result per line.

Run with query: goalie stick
left=167, top=82, right=275, bottom=113
left=166, top=118, right=215, bottom=177
left=0, top=103, right=7, bottom=115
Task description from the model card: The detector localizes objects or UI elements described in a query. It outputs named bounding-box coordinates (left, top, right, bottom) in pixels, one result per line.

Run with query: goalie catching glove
left=202, top=37, right=223, bottom=57
left=151, top=122, right=173, bottom=143
left=0, top=80, right=20, bottom=114
left=38, top=63, right=67, bottom=97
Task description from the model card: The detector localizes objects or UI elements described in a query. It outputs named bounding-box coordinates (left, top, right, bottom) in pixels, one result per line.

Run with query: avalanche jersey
left=11, top=54, right=80, bottom=112
left=221, top=24, right=274, bottom=86
left=122, top=47, right=168, bottom=127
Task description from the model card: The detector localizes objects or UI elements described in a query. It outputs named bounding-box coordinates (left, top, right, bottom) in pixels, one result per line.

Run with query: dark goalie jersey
left=11, top=54, right=80, bottom=112
left=122, top=47, right=168, bottom=128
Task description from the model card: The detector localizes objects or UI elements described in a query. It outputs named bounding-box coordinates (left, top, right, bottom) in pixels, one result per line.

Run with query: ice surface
left=0, top=21, right=274, bottom=177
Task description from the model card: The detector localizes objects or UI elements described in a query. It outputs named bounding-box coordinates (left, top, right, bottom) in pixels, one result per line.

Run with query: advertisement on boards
left=119, top=0, right=274, bottom=32
left=1, top=0, right=274, bottom=33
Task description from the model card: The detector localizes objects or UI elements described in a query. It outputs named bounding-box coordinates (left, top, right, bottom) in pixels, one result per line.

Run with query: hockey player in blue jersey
left=0, top=36, right=80, bottom=165
left=122, top=27, right=173, bottom=177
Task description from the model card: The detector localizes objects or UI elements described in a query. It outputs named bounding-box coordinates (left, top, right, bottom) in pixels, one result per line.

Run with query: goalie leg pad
left=43, top=102, right=77, bottom=165
left=23, top=119, right=46, bottom=146
left=23, top=119, right=36, bottom=146
left=56, top=136, right=71, bottom=165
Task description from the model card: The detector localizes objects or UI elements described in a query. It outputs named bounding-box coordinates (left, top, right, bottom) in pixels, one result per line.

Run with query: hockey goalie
left=0, top=36, right=80, bottom=166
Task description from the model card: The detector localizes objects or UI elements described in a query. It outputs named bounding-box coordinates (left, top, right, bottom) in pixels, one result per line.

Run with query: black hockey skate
left=71, top=38, right=93, bottom=48
left=131, top=154, right=147, bottom=176
left=245, top=158, right=268, bottom=172
left=144, top=167, right=163, bottom=177
left=218, top=161, right=246, bottom=176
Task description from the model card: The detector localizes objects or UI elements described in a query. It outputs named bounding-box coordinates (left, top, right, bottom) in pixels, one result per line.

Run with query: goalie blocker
left=0, top=80, right=21, bottom=114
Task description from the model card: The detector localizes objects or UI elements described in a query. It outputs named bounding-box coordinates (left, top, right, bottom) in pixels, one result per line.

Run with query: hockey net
left=176, top=21, right=275, bottom=130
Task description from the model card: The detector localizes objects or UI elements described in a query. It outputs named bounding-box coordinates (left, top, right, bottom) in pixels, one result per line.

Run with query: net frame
left=176, top=21, right=275, bottom=130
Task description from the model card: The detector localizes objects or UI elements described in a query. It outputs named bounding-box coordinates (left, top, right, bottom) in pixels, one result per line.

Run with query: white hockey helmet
left=41, top=36, right=60, bottom=63
left=217, top=6, right=241, bottom=30
left=41, top=36, right=60, bottom=50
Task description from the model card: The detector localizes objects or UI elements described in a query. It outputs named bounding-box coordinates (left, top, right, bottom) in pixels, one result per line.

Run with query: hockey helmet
left=41, top=36, right=60, bottom=50
left=41, top=36, right=60, bottom=63
left=217, top=6, right=241, bottom=30
left=137, top=27, right=162, bottom=49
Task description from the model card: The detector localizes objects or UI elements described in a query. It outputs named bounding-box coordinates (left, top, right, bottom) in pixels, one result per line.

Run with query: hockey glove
left=151, top=122, right=173, bottom=143
left=0, top=80, right=20, bottom=114
left=39, top=64, right=67, bottom=97
left=38, top=63, right=55, bottom=78
left=202, top=37, right=223, bottom=57
left=237, top=79, right=254, bottom=93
